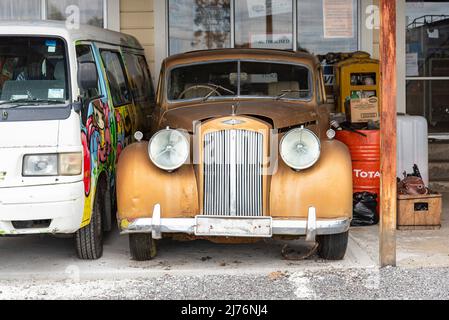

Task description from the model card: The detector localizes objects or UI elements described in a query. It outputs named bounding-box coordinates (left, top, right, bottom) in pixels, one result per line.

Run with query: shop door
left=405, top=0, right=449, bottom=135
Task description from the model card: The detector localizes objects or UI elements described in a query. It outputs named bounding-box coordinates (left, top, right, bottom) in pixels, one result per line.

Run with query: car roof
left=163, top=48, right=320, bottom=69
left=0, top=20, right=143, bottom=50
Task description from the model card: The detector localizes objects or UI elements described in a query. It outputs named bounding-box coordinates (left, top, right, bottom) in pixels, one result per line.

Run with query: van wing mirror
left=78, top=61, right=98, bottom=92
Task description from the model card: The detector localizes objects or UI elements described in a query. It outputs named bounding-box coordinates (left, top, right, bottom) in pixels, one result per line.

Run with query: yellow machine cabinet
left=334, top=52, right=380, bottom=113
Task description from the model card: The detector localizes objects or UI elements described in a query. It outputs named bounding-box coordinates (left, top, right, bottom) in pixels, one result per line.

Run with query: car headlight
left=148, top=129, right=189, bottom=171
left=280, top=128, right=321, bottom=170
left=23, top=153, right=82, bottom=176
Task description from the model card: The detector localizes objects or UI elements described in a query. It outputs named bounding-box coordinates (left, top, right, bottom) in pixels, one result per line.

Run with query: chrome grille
left=203, top=129, right=263, bottom=216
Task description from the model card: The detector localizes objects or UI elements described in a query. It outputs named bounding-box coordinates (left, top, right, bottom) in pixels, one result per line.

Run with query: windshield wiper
left=0, top=99, right=65, bottom=108
left=202, top=83, right=236, bottom=102
left=275, top=89, right=310, bottom=100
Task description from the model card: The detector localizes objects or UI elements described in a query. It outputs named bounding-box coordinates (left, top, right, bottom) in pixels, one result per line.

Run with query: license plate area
left=195, top=216, right=272, bottom=237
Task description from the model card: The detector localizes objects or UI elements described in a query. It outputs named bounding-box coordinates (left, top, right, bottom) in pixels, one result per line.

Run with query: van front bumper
left=120, top=205, right=351, bottom=242
left=0, top=181, right=84, bottom=235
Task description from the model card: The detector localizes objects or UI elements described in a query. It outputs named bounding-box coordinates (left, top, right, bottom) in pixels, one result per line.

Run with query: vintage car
left=116, top=49, right=353, bottom=261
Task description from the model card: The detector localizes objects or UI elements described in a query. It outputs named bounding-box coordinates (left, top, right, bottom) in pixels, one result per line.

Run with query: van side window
left=76, top=45, right=99, bottom=98
left=100, top=50, right=131, bottom=107
left=123, top=53, right=155, bottom=103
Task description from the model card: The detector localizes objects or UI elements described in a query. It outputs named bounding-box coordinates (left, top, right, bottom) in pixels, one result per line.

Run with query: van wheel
left=75, top=190, right=104, bottom=260
left=129, top=234, right=157, bottom=261
left=317, top=231, right=349, bottom=260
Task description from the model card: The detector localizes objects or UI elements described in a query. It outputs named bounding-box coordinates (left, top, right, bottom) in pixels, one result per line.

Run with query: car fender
left=270, top=139, right=353, bottom=219
left=116, top=142, right=199, bottom=222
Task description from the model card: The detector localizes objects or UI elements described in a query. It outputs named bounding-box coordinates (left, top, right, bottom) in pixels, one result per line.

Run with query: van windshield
left=0, top=37, right=68, bottom=107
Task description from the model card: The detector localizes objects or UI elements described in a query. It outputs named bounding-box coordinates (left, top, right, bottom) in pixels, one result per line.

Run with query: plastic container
left=397, top=115, right=429, bottom=185
left=336, top=129, right=381, bottom=198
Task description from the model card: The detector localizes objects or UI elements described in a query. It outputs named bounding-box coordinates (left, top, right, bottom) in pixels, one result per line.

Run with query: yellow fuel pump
left=334, top=52, right=380, bottom=113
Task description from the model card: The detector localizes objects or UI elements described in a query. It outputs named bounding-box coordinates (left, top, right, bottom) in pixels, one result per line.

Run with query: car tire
left=317, top=231, right=349, bottom=260
left=129, top=234, right=157, bottom=261
left=75, top=188, right=104, bottom=260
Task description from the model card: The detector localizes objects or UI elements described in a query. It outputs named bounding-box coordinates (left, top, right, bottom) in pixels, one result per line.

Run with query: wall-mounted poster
left=246, top=0, right=292, bottom=18
left=323, top=0, right=354, bottom=38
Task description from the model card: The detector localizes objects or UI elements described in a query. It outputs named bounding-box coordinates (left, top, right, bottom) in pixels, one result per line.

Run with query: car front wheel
left=75, top=189, right=104, bottom=260
left=129, top=233, right=157, bottom=261
left=316, top=231, right=349, bottom=260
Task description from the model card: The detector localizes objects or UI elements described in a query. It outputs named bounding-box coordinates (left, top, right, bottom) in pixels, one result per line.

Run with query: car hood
left=160, top=100, right=319, bottom=131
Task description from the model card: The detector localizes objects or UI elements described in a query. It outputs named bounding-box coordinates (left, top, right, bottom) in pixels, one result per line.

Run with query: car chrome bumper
left=120, top=205, right=351, bottom=242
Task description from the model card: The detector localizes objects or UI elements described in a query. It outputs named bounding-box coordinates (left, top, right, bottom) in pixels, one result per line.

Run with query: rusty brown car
left=116, top=49, right=353, bottom=261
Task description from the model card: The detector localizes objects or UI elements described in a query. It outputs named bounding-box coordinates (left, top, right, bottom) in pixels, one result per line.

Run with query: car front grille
left=203, top=129, right=263, bottom=217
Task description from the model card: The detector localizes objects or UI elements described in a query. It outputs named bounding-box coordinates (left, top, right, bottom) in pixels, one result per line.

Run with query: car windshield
left=167, top=60, right=311, bottom=101
left=0, top=37, right=68, bottom=107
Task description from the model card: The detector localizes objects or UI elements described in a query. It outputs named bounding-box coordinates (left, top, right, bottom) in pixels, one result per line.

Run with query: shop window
left=0, top=0, right=41, bottom=20
left=406, top=0, right=449, bottom=133
left=47, top=0, right=104, bottom=28
left=100, top=50, right=131, bottom=107
left=297, top=0, right=358, bottom=54
left=168, top=0, right=360, bottom=56
left=168, top=0, right=231, bottom=55
left=235, top=0, right=293, bottom=49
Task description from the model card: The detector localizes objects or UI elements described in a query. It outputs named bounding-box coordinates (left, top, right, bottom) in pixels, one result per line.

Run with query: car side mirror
left=78, top=61, right=98, bottom=92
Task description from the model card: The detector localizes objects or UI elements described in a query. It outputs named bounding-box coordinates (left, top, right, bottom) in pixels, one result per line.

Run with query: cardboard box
left=397, top=193, right=442, bottom=230
left=346, top=97, right=380, bottom=123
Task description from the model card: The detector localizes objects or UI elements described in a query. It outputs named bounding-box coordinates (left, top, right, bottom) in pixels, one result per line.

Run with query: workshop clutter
left=325, top=51, right=438, bottom=230
left=325, top=51, right=381, bottom=225
left=396, top=165, right=441, bottom=230
left=335, top=129, right=380, bottom=198
left=336, top=129, right=380, bottom=226
left=352, top=192, right=379, bottom=227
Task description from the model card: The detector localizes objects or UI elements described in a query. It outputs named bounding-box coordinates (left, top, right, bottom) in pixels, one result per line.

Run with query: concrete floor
left=351, top=192, right=449, bottom=268
left=0, top=194, right=447, bottom=282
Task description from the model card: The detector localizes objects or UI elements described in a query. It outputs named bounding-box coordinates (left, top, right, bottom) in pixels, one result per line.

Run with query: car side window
left=76, top=44, right=100, bottom=99
left=100, top=50, right=131, bottom=107
left=123, top=52, right=155, bottom=103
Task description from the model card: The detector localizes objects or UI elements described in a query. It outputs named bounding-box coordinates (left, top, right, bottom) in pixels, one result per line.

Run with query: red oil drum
left=336, top=130, right=380, bottom=198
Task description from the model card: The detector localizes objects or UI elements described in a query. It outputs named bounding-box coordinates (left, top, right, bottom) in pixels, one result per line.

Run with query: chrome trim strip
left=230, top=130, right=237, bottom=216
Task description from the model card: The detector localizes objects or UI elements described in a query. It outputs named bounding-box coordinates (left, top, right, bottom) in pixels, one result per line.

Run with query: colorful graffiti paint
left=81, top=99, right=115, bottom=224
left=79, top=43, right=137, bottom=227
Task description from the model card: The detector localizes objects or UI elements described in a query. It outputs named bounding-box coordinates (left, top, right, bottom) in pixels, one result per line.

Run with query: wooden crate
left=397, top=193, right=442, bottom=230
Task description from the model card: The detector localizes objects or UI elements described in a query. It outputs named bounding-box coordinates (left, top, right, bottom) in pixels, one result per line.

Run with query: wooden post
left=379, top=0, right=397, bottom=267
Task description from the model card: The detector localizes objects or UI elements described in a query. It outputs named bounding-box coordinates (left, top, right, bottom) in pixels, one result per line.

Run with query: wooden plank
left=379, top=0, right=397, bottom=267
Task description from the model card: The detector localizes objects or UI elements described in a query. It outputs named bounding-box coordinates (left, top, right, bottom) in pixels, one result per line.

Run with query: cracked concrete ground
left=0, top=194, right=448, bottom=299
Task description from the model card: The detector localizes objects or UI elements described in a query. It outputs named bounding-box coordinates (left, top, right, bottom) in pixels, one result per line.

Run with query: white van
left=0, top=21, right=155, bottom=259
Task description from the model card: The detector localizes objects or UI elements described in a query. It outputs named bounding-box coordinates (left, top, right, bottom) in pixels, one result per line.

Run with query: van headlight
left=23, top=153, right=82, bottom=176
left=148, top=129, right=189, bottom=171
left=280, top=128, right=321, bottom=170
